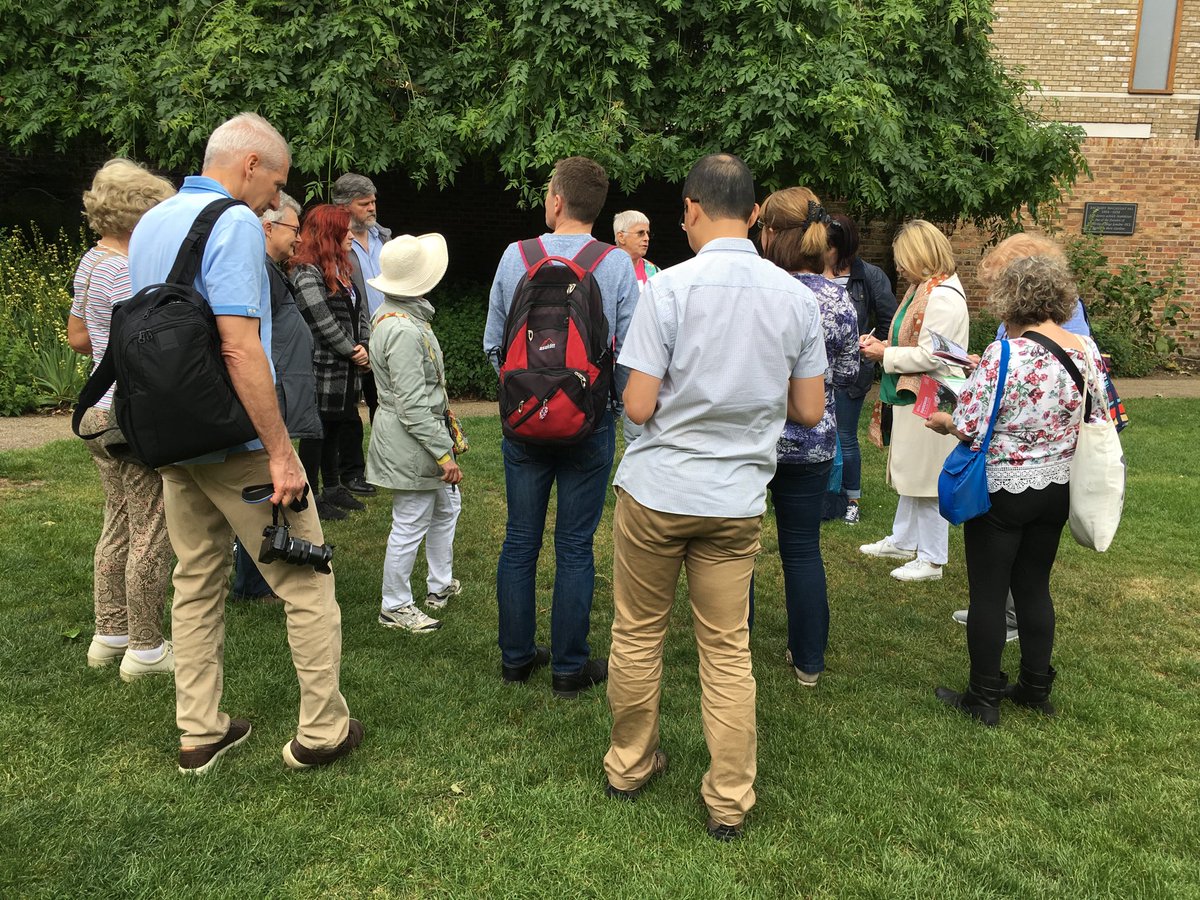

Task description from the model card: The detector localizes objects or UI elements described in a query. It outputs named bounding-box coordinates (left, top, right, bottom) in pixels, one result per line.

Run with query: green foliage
left=0, top=228, right=90, bottom=414
left=967, top=309, right=1001, bottom=356
left=431, top=282, right=498, bottom=401
left=0, top=0, right=1084, bottom=223
left=1066, top=234, right=1190, bottom=377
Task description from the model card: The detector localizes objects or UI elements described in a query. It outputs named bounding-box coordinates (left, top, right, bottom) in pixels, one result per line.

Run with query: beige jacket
left=882, top=274, right=970, bottom=497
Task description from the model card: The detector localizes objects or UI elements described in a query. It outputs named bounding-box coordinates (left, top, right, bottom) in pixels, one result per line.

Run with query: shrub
left=968, top=310, right=1001, bottom=356
left=1065, top=235, right=1190, bottom=376
left=0, top=226, right=90, bottom=415
left=430, top=281, right=498, bottom=400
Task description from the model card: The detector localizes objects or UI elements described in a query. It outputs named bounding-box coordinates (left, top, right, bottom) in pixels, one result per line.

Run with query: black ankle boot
left=1003, top=665, right=1056, bottom=716
left=935, top=672, right=1008, bottom=726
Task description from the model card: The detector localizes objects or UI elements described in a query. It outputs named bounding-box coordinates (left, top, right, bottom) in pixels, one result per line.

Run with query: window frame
left=1128, top=0, right=1185, bottom=95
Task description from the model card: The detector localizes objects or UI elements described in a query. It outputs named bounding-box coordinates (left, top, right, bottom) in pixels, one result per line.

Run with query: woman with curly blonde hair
left=926, top=255, right=1109, bottom=725
left=69, top=158, right=177, bottom=681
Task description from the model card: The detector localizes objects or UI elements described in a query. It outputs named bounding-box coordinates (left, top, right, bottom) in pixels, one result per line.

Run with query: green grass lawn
left=1, top=400, right=1198, bottom=898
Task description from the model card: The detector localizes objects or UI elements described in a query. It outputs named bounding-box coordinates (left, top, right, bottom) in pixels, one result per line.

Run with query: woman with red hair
left=290, top=204, right=371, bottom=520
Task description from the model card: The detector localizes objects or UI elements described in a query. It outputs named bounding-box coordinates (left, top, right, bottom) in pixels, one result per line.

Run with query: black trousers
left=338, top=413, right=366, bottom=482
left=963, top=481, right=1069, bottom=677
left=299, top=418, right=350, bottom=495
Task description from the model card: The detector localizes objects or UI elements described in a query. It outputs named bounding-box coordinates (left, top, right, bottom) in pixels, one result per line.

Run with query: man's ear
left=747, top=202, right=761, bottom=228
left=245, top=151, right=261, bottom=177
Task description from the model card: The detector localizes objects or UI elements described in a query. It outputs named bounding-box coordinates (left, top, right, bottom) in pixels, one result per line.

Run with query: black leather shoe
left=343, top=477, right=377, bottom=496
left=324, top=486, right=366, bottom=511
left=706, top=818, right=744, bottom=842
left=552, top=657, right=608, bottom=699
left=502, top=645, right=550, bottom=684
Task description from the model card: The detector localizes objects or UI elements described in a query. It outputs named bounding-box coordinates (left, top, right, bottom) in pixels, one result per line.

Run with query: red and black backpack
left=497, top=238, right=615, bottom=445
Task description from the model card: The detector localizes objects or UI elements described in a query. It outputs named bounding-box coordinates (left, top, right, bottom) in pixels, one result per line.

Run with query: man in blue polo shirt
left=128, top=112, right=361, bottom=775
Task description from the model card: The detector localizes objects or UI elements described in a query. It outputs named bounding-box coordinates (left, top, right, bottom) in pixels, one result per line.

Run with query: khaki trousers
left=159, top=450, right=350, bottom=750
left=604, top=489, right=760, bottom=826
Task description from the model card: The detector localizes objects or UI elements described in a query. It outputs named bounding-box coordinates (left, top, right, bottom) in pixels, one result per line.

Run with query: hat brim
left=367, top=233, right=449, bottom=298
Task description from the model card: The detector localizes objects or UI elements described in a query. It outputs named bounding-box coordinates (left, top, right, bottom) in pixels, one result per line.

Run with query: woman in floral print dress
left=926, top=255, right=1109, bottom=726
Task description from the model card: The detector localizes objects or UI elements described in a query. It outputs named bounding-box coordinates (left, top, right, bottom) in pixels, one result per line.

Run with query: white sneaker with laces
left=843, top=503, right=860, bottom=525
left=890, top=559, right=943, bottom=582
left=859, top=537, right=916, bottom=560
left=379, top=605, right=442, bottom=633
left=425, top=578, right=462, bottom=610
left=119, top=641, right=175, bottom=683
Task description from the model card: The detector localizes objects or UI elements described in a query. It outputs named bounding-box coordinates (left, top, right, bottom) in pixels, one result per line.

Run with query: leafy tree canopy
left=0, top=0, right=1084, bottom=221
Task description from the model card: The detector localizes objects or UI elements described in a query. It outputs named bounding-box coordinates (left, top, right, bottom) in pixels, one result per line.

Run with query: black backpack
left=497, top=238, right=615, bottom=445
left=73, top=198, right=258, bottom=467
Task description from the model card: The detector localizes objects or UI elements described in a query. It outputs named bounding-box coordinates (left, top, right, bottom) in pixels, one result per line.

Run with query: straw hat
left=367, top=233, right=448, bottom=298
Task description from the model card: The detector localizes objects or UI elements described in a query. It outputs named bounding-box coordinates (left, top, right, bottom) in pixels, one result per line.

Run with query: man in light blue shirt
left=483, top=156, right=638, bottom=698
left=602, top=154, right=827, bottom=842
left=128, top=113, right=360, bottom=776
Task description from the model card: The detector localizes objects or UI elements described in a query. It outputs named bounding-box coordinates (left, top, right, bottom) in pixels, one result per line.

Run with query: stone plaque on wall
left=1082, top=202, right=1138, bottom=236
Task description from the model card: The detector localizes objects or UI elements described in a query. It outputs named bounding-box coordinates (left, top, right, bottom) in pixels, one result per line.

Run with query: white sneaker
left=87, top=636, right=126, bottom=668
left=119, top=642, right=175, bottom=683
left=785, top=649, right=821, bottom=687
left=890, top=559, right=943, bottom=582
left=952, top=608, right=1019, bottom=641
left=859, top=538, right=916, bottom=560
left=425, top=578, right=462, bottom=610
left=379, top=605, right=442, bottom=633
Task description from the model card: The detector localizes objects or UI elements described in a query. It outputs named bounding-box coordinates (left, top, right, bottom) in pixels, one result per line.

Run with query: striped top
left=70, top=247, right=131, bottom=410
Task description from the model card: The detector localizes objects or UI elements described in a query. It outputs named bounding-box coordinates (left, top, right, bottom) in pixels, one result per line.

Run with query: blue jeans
left=770, top=460, right=833, bottom=674
left=834, top=389, right=866, bottom=500
left=231, top=537, right=271, bottom=598
left=497, top=411, right=615, bottom=674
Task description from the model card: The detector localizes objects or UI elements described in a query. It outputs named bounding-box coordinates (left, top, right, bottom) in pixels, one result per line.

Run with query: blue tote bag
left=938, top=340, right=1009, bottom=526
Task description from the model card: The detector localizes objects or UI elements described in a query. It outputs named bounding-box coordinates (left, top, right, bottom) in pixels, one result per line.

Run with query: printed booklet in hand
left=929, top=330, right=974, bottom=368
left=914, top=373, right=967, bottom=419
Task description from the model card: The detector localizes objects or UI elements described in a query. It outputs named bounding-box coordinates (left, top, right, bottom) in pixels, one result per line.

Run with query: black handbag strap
left=1023, top=330, right=1092, bottom=420
left=72, top=197, right=246, bottom=440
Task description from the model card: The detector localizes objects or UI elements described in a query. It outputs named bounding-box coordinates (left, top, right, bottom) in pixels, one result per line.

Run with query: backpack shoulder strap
left=1024, top=330, right=1092, bottom=420
left=518, top=238, right=547, bottom=272
left=166, top=198, right=248, bottom=287
left=572, top=240, right=615, bottom=274
left=72, top=350, right=117, bottom=439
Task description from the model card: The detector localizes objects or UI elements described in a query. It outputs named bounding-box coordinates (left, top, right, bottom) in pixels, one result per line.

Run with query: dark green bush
left=968, top=310, right=1001, bottom=356
left=0, top=334, right=39, bottom=416
left=429, top=281, right=498, bottom=400
left=1066, top=234, right=1190, bottom=376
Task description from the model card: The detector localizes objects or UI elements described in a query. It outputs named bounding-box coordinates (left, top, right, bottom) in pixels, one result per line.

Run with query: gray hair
left=261, top=191, right=301, bottom=224
left=203, top=112, right=290, bottom=172
left=331, top=173, right=378, bottom=205
left=613, top=209, right=649, bottom=237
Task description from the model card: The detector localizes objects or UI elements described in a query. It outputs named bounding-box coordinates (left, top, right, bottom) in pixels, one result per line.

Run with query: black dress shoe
left=324, top=486, right=366, bottom=511
left=502, top=645, right=550, bottom=684
left=343, top=477, right=377, bottom=496
left=706, top=818, right=744, bottom=842
left=552, top=657, right=608, bottom=699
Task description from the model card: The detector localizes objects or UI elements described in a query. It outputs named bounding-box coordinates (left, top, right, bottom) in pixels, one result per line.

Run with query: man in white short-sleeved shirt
left=602, top=153, right=827, bottom=843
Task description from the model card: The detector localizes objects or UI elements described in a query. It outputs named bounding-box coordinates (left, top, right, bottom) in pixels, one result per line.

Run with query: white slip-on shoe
left=87, top=637, right=126, bottom=668
left=859, top=538, right=916, bottom=560
left=890, top=559, right=943, bottom=582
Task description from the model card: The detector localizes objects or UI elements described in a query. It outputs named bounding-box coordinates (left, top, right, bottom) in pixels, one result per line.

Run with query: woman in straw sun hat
left=366, top=234, right=464, bottom=634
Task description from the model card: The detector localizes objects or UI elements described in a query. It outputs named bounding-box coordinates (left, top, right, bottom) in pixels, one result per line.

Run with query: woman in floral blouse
left=926, top=255, right=1108, bottom=725
left=758, top=187, right=860, bottom=686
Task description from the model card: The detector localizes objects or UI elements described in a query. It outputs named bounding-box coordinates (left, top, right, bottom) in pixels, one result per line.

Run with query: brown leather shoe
left=282, top=719, right=364, bottom=770
left=178, top=719, right=252, bottom=775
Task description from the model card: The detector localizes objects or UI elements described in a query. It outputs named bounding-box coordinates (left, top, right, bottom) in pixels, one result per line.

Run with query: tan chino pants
left=604, top=489, right=760, bottom=826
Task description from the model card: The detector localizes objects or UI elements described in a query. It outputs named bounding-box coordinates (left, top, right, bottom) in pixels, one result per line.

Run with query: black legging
left=963, top=481, right=1069, bottom=677
left=298, top=418, right=350, bottom=496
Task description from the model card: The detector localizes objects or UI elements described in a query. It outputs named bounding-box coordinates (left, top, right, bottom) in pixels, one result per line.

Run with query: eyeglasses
left=272, top=221, right=300, bottom=234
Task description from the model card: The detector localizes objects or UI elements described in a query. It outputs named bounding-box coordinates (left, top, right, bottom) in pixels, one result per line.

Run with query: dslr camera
left=258, top=503, right=334, bottom=575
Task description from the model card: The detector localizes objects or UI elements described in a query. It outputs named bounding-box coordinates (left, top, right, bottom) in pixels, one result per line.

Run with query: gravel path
left=1, top=380, right=1195, bottom=453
